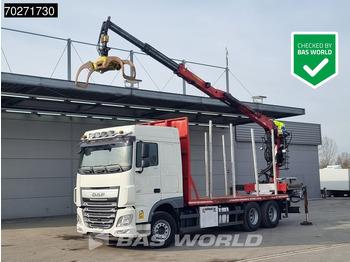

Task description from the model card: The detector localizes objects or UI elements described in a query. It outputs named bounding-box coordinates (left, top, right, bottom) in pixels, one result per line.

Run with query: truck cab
left=74, top=124, right=183, bottom=239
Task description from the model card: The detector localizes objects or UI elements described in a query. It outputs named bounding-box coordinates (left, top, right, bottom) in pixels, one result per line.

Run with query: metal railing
left=2, top=27, right=232, bottom=95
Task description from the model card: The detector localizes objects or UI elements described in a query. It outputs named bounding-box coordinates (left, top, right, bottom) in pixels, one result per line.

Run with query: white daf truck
left=74, top=17, right=303, bottom=248
left=74, top=118, right=301, bottom=248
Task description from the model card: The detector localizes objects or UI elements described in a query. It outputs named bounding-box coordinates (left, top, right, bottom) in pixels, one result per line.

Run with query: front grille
left=82, top=200, right=117, bottom=229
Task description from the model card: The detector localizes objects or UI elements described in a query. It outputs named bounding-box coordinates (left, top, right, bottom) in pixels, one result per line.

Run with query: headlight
left=116, top=214, right=133, bottom=227
left=107, top=130, right=115, bottom=136
left=73, top=188, right=77, bottom=204
left=77, top=214, right=82, bottom=224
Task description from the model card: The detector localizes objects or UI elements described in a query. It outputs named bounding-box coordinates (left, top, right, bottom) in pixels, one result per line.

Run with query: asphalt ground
left=2, top=198, right=350, bottom=262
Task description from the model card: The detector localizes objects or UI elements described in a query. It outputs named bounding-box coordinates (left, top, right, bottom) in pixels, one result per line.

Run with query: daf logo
left=92, top=192, right=105, bottom=197
left=82, top=189, right=119, bottom=199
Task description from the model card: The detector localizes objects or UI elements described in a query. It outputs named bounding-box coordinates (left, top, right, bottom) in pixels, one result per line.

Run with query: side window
left=136, top=142, right=158, bottom=167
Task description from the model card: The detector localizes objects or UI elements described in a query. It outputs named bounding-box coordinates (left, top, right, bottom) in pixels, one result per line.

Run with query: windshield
left=78, top=138, right=133, bottom=174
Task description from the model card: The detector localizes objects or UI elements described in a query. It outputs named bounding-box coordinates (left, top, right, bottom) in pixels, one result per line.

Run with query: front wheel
left=148, top=211, right=177, bottom=248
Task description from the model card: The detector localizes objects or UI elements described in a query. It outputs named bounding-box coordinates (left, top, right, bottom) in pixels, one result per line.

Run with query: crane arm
left=101, top=17, right=275, bottom=132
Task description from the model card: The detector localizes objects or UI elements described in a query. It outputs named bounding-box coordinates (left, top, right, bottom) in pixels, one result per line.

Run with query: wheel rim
left=268, top=206, right=278, bottom=222
left=249, top=208, right=259, bottom=225
left=153, top=220, right=171, bottom=241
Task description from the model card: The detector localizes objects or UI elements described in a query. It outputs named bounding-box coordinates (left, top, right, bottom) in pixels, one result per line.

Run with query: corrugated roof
left=1, top=72, right=305, bottom=125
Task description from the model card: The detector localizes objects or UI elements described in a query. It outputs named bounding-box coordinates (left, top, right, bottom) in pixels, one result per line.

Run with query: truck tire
left=261, top=200, right=280, bottom=228
left=241, top=202, right=261, bottom=231
left=148, top=211, right=177, bottom=248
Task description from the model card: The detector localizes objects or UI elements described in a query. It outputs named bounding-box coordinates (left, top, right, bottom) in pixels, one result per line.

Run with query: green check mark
left=303, top=58, right=329, bottom=77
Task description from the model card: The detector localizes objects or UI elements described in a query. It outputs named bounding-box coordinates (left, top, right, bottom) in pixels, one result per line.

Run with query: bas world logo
left=88, top=233, right=263, bottom=249
left=291, top=32, right=338, bottom=89
left=174, top=234, right=262, bottom=247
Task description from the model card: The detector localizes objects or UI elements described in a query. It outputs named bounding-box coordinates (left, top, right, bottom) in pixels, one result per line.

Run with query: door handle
left=154, top=188, right=161, bottom=193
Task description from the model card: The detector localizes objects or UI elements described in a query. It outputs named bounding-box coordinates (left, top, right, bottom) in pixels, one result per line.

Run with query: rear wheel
left=261, top=200, right=280, bottom=228
left=148, top=211, right=177, bottom=248
left=241, top=202, right=261, bottom=231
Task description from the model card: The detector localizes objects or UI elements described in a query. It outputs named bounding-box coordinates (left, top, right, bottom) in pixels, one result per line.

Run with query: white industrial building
left=1, top=72, right=321, bottom=219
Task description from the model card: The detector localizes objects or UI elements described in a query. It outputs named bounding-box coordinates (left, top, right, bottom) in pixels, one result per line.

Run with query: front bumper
left=76, top=207, right=150, bottom=238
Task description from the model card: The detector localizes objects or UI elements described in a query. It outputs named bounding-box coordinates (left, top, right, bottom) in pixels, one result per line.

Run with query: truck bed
left=187, top=193, right=289, bottom=206
left=140, top=117, right=290, bottom=206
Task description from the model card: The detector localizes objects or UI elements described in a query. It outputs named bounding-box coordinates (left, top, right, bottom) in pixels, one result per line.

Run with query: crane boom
left=100, top=17, right=275, bottom=132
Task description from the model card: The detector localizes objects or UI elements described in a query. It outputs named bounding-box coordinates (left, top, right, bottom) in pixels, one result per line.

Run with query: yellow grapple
left=75, top=56, right=137, bottom=88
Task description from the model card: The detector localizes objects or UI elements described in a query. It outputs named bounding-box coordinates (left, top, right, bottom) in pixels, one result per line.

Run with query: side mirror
left=136, top=142, right=150, bottom=174
left=141, top=159, right=150, bottom=168
left=136, top=159, right=149, bottom=174
left=141, top=143, right=149, bottom=158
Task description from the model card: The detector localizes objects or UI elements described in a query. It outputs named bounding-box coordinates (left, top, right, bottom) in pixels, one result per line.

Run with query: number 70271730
left=4, top=3, right=58, bottom=18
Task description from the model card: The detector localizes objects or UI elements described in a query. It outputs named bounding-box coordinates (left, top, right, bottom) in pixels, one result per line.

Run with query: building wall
left=1, top=113, right=321, bottom=219
left=1, top=112, right=132, bottom=219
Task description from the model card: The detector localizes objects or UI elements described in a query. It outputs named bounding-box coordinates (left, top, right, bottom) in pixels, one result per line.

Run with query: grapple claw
left=75, top=61, right=95, bottom=88
left=75, top=56, right=137, bottom=88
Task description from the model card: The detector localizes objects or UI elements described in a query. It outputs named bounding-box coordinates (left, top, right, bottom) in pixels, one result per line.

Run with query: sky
left=1, top=0, right=350, bottom=153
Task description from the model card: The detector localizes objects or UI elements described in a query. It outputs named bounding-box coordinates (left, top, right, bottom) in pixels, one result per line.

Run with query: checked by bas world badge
left=291, top=32, right=338, bottom=89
